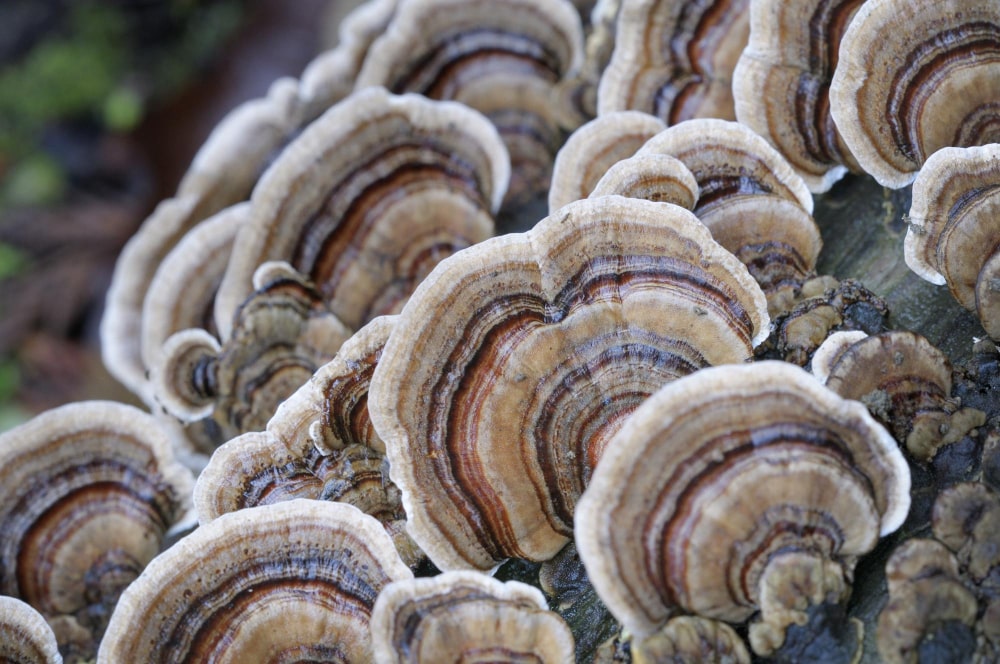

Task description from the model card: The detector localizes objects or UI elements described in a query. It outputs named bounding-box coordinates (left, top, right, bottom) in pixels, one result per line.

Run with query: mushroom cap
left=574, top=360, right=910, bottom=638
left=97, top=499, right=412, bottom=662
left=809, top=329, right=870, bottom=383
left=0, top=596, right=62, bottom=664
left=355, top=0, right=584, bottom=207
left=140, top=202, right=247, bottom=374
left=732, top=0, right=863, bottom=192
left=589, top=153, right=699, bottom=209
left=631, top=616, right=750, bottom=664
left=829, top=0, right=1000, bottom=188
left=637, top=118, right=814, bottom=215
left=548, top=111, right=666, bottom=213
left=370, top=571, right=574, bottom=663
left=369, top=195, right=769, bottom=571
left=153, top=262, right=352, bottom=443
left=0, top=401, right=193, bottom=659
left=932, top=481, right=1000, bottom=583
left=597, top=0, right=749, bottom=122
left=214, top=86, right=508, bottom=337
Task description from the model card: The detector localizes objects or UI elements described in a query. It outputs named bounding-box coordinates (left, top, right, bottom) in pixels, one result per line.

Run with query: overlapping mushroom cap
left=0, top=596, right=62, bottom=664
left=370, top=571, right=574, bottom=663
left=214, top=86, right=508, bottom=336
left=829, top=0, right=1000, bottom=188
left=812, top=330, right=986, bottom=460
left=733, top=0, right=863, bottom=192
left=0, top=401, right=193, bottom=661
left=154, top=262, right=352, bottom=445
left=575, top=361, right=910, bottom=654
left=630, top=616, right=750, bottom=664
left=903, top=144, right=1000, bottom=339
left=355, top=0, right=583, bottom=208
left=369, top=195, right=769, bottom=572
left=97, top=500, right=412, bottom=662
left=598, top=0, right=749, bottom=122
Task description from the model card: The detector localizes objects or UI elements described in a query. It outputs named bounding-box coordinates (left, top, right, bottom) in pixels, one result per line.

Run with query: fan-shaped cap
left=369, top=195, right=769, bottom=572
left=0, top=597, right=61, bottom=664
left=733, top=0, right=863, bottom=192
left=812, top=330, right=986, bottom=460
left=154, top=263, right=352, bottom=445
left=356, top=0, right=583, bottom=208
left=214, top=87, right=507, bottom=337
left=370, top=571, right=574, bottom=663
left=598, top=0, right=749, bottom=122
left=631, top=616, right=750, bottom=664
left=575, top=361, right=910, bottom=641
left=932, top=482, right=1000, bottom=584
left=904, top=144, right=1000, bottom=339
left=549, top=111, right=666, bottom=213
left=829, top=0, right=1000, bottom=188
left=0, top=402, right=193, bottom=660
left=97, top=500, right=411, bottom=662
left=589, top=153, right=699, bottom=209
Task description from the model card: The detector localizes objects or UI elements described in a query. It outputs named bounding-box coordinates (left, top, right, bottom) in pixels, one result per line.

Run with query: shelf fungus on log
left=876, top=538, right=979, bottom=664
left=0, top=596, right=62, bottom=664
left=153, top=262, right=352, bottom=445
left=97, top=500, right=412, bottom=662
left=637, top=119, right=823, bottom=315
left=101, top=44, right=360, bottom=406
left=370, top=571, right=575, bottom=663
left=829, top=0, right=1000, bottom=188
left=368, top=195, right=769, bottom=572
left=548, top=111, right=666, bottom=213
left=732, top=0, right=863, bottom=193
left=192, top=316, right=424, bottom=567
left=597, top=0, right=749, bottom=123
left=812, top=330, right=986, bottom=461
left=0, top=401, right=194, bottom=661
left=140, top=202, right=247, bottom=377
left=214, top=86, right=508, bottom=339
left=630, top=616, right=751, bottom=664
left=355, top=0, right=583, bottom=209
left=904, top=144, right=1000, bottom=340
left=552, top=0, right=622, bottom=129
left=932, top=482, right=1000, bottom=588
left=589, top=153, right=700, bottom=209
left=574, top=361, right=910, bottom=658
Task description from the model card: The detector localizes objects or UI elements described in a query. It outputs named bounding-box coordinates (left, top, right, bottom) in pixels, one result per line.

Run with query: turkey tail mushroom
left=0, top=597, right=62, bottom=664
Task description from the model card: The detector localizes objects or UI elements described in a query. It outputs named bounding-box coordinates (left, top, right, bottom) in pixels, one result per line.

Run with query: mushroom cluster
left=12, top=0, right=1000, bottom=659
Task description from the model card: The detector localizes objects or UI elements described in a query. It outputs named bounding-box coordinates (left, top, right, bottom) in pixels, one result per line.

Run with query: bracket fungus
left=732, top=0, right=863, bottom=192
left=630, top=615, right=751, bottom=664
left=829, top=0, right=1000, bottom=188
left=904, top=144, right=1000, bottom=340
left=0, top=596, right=62, bottom=664
left=214, top=86, right=508, bottom=338
left=548, top=111, right=666, bottom=212
left=370, top=571, right=575, bottom=663
left=574, top=361, right=910, bottom=657
left=589, top=153, right=700, bottom=210
left=355, top=0, right=584, bottom=208
left=97, top=499, right=412, bottom=662
left=597, top=0, right=749, bottom=123
left=0, top=401, right=193, bottom=661
left=153, top=262, right=352, bottom=445
left=812, top=330, right=986, bottom=461
left=552, top=0, right=622, bottom=129
left=369, top=194, right=769, bottom=572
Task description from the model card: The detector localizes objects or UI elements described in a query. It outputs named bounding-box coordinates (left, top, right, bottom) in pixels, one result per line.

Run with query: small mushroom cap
left=637, top=118, right=814, bottom=215
left=932, top=481, right=1000, bottom=583
left=370, top=195, right=769, bottom=571
left=732, top=0, right=863, bottom=192
left=598, top=0, right=749, bottom=122
left=355, top=0, right=583, bottom=207
left=98, top=500, right=412, bottom=662
left=575, top=361, right=910, bottom=638
left=370, top=571, right=574, bottom=663
left=810, top=330, right=869, bottom=382
left=829, top=0, right=1000, bottom=188
left=631, top=616, right=750, bottom=664
left=0, top=401, right=193, bottom=660
left=140, top=202, right=247, bottom=374
left=0, top=596, right=62, bottom=664
left=548, top=111, right=666, bottom=212
left=589, top=153, right=699, bottom=209
left=215, top=87, right=507, bottom=337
